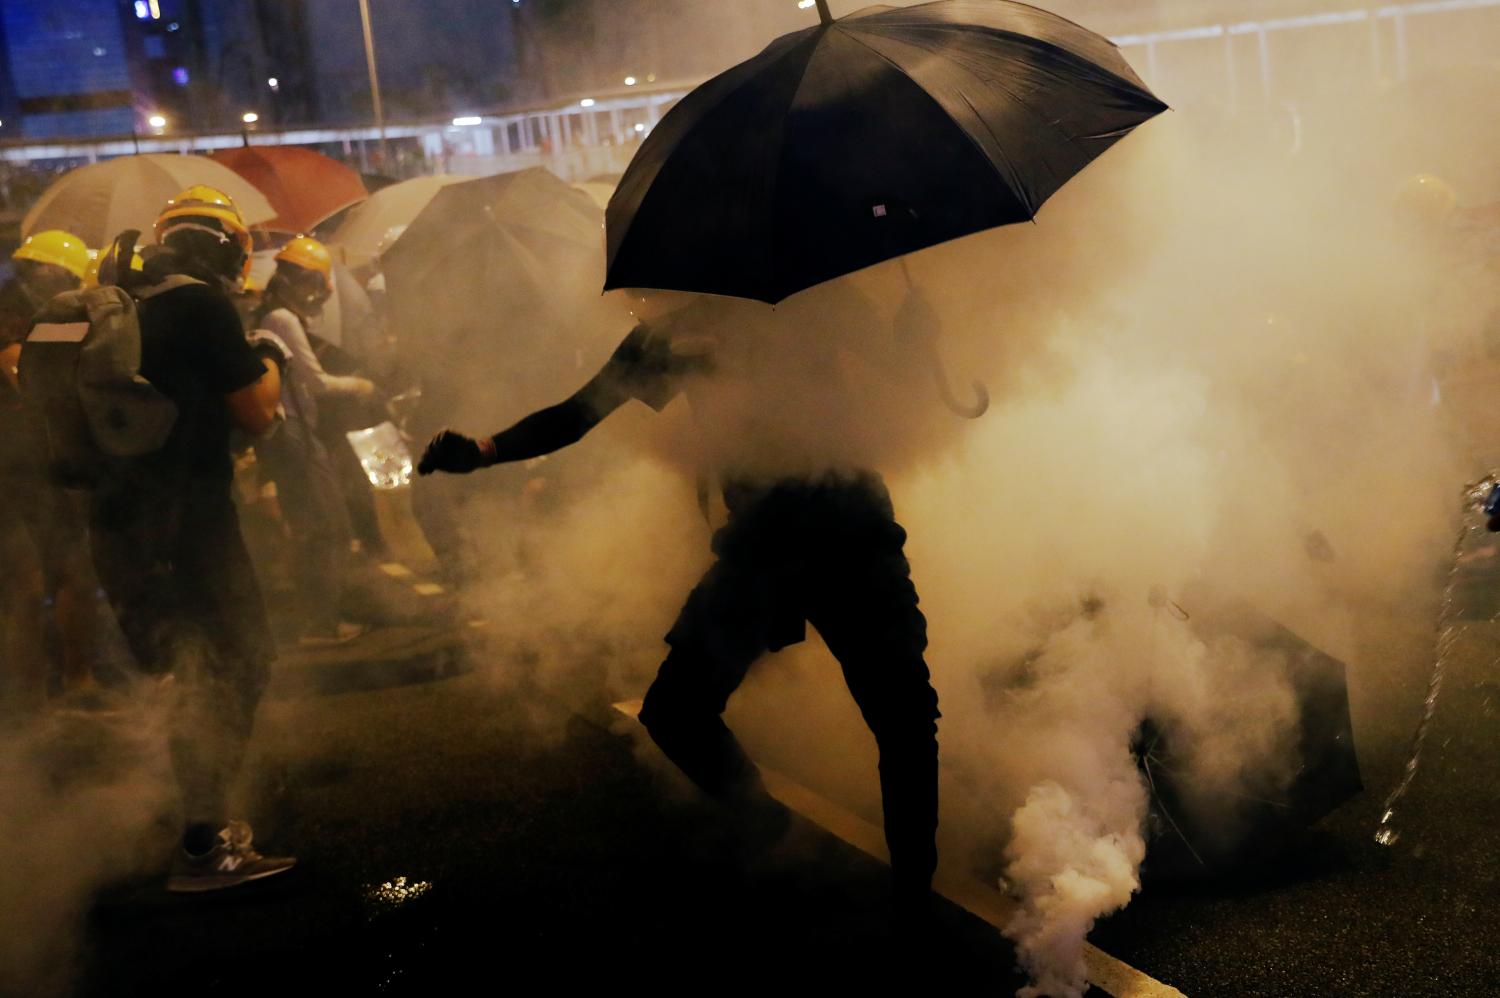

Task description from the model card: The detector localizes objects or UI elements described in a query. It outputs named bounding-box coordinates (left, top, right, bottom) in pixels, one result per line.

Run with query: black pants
left=258, top=420, right=352, bottom=635
left=91, top=479, right=274, bottom=830
left=639, top=471, right=940, bottom=895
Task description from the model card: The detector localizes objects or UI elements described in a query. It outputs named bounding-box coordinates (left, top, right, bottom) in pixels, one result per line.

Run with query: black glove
left=418, top=429, right=492, bottom=475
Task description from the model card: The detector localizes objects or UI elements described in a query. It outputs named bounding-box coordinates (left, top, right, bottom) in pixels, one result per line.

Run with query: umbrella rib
left=856, top=10, right=1157, bottom=96
left=833, top=27, right=1036, bottom=208
left=1142, top=756, right=1208, bottom=869
left=609, top=29, right=825, bottom=282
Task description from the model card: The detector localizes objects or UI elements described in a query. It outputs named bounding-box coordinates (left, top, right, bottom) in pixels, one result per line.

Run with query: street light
left=356, top=0, right=389, bottom=163
left=147, top=113, right=167, bottom=130
left=580, top=98, right=596, bottom=108
left=241, top=112, right=259, bottom=124
left=267, top=77, right=279, bottom=90
left=452, top=115, right=481, bottom=127
left=624, top=76, right=637, bottom=86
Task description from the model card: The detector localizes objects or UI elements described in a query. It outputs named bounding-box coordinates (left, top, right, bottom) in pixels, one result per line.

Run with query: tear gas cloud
left=3, top=3, right=1498, bottom=996
left=440, top=15, right=1497, bottom=998
left=0, top=704, right=175, bottom=996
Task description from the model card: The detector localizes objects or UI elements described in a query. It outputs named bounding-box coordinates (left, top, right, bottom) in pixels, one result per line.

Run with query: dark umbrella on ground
left=1134, top=599, right=1364, bottom=878
left=605, top=0, right=1167, bottom=305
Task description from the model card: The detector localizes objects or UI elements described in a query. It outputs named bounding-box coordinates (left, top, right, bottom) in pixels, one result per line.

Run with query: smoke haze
left=4, top=3, right=1499, bottom=996
left=442, top=21, right=1495, bottom=995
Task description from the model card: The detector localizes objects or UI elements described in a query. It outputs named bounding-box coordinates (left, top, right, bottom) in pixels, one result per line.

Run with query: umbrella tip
left=814, top=0, right=834, bottom=25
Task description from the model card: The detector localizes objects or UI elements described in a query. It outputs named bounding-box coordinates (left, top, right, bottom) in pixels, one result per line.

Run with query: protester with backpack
left=22, top=186, right=295, bottom=892
left=0, top=229, right=101, bottom=712
left=251, top=236, right=375, bottom=645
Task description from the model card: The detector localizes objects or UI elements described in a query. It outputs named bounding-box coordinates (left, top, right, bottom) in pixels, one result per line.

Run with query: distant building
left=0, top=0, right=320, bottom=140
left=0, top=0, right=135, bottom=139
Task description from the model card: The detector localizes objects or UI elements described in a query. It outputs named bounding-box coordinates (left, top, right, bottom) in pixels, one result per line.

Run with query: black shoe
left=166, top=821, right=296, bottom=893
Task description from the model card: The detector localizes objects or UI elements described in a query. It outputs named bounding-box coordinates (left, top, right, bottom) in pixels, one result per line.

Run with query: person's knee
left=867, top=687, right=940, bottom=757
left=639, top=661, right=720, bottom=743
left=638, top=676, right=690, bottom=739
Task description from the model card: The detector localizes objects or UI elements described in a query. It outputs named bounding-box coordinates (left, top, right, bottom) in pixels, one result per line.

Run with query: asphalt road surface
left=43, top=564, right=1500, bottom=996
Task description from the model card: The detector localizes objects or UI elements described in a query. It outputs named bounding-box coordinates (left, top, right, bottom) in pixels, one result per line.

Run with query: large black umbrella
left=605, top=0, right=1167, bottom=304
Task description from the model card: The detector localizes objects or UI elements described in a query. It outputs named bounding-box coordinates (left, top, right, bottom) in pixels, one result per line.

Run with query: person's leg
left=639, top=560, right=779, bottom=825
left=319, top=419, right=386, bottom=557
left=171, top=494, right=275, bottom=837
left=261, top=430, right=351, bottom=638
left=808, top=535, right=940, bottom=904
left=29, top=487, right=99, bottom=694
left=53, top=576, right=99, bottom=693
left=89, top=498, right=178, bottom=679
left=0, top=516, right=48, bottom=713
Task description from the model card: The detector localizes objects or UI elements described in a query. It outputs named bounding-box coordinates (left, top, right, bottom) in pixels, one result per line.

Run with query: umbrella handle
left=927, top=344, right=990, bottom=420
left=896, top=262, right=990, bottom=419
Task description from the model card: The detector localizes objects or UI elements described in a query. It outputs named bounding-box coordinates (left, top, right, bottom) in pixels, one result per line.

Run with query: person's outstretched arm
left=418, top=388, right=616, bottom=475
left=418, top=324, right=682, bottom=476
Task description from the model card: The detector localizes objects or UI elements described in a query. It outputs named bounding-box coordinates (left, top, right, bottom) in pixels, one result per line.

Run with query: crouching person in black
left=418, top=299, right=940, bottom=911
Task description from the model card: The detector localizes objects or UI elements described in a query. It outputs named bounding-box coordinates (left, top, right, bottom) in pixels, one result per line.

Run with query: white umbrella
left=572, top=181, right=616, bottom=212
left=22, top=153, right=276, bottom=247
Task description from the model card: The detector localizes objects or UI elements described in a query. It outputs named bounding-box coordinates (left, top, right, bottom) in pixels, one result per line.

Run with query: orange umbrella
left=211, top=146, right=367, bottom=235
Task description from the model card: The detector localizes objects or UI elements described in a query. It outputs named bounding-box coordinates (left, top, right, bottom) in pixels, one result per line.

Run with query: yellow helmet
left=275, top=236, right=333, bottom=286
left=1395, top=174, right=1457, bottom=228
left=155, top=184, right=253, bottom=254
left=13, top=229, right=90, bottom=281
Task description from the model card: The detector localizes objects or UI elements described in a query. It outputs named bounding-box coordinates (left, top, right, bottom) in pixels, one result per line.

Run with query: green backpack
left=18, top=231, right=187, bottom=487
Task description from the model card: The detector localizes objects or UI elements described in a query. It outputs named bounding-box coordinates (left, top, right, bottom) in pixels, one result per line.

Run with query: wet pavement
left=63, top=568, right=1500, bottom=996
left=1093, top=604, right=1500, bottom=997
left=77, top=664, right=1037, bottom=996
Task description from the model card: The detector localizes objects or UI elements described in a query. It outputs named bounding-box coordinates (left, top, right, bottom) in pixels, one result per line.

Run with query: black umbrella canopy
left=382, top=168, right=608, bottom=423
left=606, top=0, right=1167, bottom=304
left=384, top=167, right=602, bottom=307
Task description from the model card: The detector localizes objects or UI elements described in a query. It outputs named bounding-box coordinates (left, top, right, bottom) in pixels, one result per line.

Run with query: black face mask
left=14, top=261, right=79, bottom=306
left=269, top=267, right=331, bottom=319
left=157, top=231, right=246, bottom=291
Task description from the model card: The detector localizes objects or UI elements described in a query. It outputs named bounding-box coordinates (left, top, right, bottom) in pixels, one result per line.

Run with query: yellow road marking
left=612, top=699, right=1186, bottom=998
left=413, top=583, right=446, bottom=596
left=380, top=563, right=414, bottom=578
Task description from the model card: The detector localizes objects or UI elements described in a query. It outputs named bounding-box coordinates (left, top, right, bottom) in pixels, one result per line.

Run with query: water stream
left=1373, top=478, right=1494, bottom=847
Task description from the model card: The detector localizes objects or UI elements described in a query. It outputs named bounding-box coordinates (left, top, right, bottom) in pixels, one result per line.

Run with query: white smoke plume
left=432, top=62, right=1494, bottom=991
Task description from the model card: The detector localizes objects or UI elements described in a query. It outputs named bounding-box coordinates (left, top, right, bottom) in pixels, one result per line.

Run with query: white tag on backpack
left=28, top=321, right=89, bottom=344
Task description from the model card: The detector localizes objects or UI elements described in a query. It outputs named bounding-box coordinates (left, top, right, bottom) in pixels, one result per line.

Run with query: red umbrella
left=211, top=146, right=368, bottom=235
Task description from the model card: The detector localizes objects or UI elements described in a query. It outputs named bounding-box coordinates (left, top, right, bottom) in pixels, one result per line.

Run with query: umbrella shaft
left=814, top=0, right=833, bottom=25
